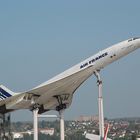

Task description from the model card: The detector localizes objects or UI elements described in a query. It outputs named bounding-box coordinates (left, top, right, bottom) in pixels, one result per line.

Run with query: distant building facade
left=76, top=115, right=99, bottom=122
left=40, top=128, right=54, bottom=136
left=13, top=132, right=23, bottom=139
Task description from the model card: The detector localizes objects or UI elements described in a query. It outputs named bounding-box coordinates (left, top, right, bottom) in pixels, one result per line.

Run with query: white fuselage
left=1, top=37, right=140, bottom=113
left=37, top=38, right=140, bottom=87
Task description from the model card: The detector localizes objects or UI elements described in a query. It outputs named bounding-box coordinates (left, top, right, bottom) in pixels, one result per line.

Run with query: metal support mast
left=31, top=97, right=39, bottom=140
left=94, top=71, right=104, bottom=140
left=59, top=110, right=65, bottom=140
left=33, top=107, right=39, bottom=140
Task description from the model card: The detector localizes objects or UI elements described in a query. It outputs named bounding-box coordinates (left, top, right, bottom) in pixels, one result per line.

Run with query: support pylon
left=33, top=108, right=39, bottom=140
left=94, top=71, right=104, bottom=140
left=59, top=110, right=65, bottom=140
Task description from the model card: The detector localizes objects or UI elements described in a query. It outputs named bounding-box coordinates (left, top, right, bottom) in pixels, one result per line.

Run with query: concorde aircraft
left=0, top=37, right=140, bottom=114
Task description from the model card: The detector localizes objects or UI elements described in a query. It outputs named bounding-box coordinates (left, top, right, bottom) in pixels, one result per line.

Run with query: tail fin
left=0, top=85, right=15, bottom=100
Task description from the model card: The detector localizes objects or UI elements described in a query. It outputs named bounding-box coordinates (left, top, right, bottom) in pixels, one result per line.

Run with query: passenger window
left=128, top=39, right=132, bottom=42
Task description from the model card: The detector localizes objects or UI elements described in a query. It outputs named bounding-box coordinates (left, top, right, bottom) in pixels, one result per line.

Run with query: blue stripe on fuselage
left=0, top=88, right=12, bottom=98
left=0, top=94, right=6, bottom=99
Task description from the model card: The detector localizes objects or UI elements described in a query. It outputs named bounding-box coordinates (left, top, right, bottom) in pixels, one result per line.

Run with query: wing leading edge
left=0, top=65, right=95, bottom=114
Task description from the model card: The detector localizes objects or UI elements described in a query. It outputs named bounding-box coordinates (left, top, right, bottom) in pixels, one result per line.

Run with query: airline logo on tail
left=0, top=87, right=12, bottom=100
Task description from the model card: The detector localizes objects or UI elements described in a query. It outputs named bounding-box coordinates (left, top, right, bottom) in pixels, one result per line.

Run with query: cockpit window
left=133, top=37, right=140, bottom=40
left=128, top=39, right=133, bottom=42
left=128, top=37, right=140, bottom=42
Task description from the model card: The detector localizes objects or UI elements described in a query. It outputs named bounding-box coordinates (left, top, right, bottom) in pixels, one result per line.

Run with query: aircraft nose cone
left=134, top=38, right=140, bottom=48
left=137, top=39, right=140, bottom=48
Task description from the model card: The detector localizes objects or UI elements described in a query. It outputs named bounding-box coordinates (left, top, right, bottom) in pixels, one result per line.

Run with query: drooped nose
left=132, top=37, right=140, bottom=48
left=136, top=39, right=140, bottom=48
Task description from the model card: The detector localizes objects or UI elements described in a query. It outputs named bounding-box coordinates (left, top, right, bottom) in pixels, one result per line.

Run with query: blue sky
left=0, top=1, right=140, bottom=121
